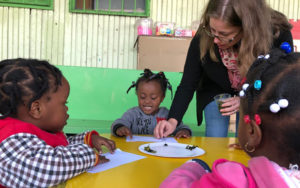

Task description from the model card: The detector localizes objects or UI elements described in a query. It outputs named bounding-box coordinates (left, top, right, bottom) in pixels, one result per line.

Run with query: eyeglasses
left=203, top=26, right=241, bottom=43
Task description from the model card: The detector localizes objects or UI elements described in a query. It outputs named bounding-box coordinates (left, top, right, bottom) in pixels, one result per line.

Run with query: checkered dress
left=0, top=120, right=97, bottom=187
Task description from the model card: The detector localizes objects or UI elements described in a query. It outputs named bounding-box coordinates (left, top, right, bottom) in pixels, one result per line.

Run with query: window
left=70, top=0, right=150, bottom=17
left=0, top=0, right=53, bottom=10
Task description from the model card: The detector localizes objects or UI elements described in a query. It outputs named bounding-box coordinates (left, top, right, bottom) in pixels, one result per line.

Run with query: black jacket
left=168, top=29, right=293, bottom=125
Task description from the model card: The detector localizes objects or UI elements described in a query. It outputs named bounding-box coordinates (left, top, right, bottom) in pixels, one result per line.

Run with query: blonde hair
left=198, top=0, right=290, bottom=77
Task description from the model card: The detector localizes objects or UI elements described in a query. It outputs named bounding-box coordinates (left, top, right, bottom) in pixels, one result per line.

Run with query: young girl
left=160, top=49, right=300, bottom=187
left=111, top=69, right=191, bottom=139
left=0, top=59, right=116, bottom=187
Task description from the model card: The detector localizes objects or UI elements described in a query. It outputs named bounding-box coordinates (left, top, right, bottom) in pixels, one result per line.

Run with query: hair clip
left=149, top=73, right=158, bottom=80
left=280, top=42, right=292, bottom=54
left=278, top=99, right=289, bottom=108
left=269, top=99, right=289, bottom=113
left=242, top=83, right=249, bottom=90
left=254, top=114, right=261, bottom=125
left=239, top=90, right=245, bottom=97
left=257, top=54, right=270, bottom=59
left=289, top=164, right=299, bottom=171
left=126, top=81, right=136, bottom=93
left=244, top=115, right=251, bottom=124
left=166, top=80, right=173, bottom=99
left=254, top=80, right=262, bottom=90
left=239, top=83, right=249, bottom=97
left=244, top=114, right=261, bottom=125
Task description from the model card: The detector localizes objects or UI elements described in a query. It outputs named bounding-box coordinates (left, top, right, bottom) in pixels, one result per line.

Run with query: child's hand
left=98, top=155, right=110, bottom=164
left=175, top=129, right=191, bottom=139
left=91, top=135, right=116, bottom=154
left=116, top=126, right=133, bottom=138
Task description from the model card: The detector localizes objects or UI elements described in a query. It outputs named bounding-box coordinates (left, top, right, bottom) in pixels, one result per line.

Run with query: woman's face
left=209, top=17, right=242, bottom=49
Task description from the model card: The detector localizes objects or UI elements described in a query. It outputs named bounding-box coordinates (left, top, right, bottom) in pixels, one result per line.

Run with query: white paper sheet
left=87, top=149, right=146, bottom=173
left=126, top=135, right=178, bottom=143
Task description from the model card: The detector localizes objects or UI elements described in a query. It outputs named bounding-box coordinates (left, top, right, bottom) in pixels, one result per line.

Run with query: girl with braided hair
left=160, top=49, right=300, bottom=187
left=111, top=69, right=191, bottom=139
left=0, top=59, right=116, bottom=187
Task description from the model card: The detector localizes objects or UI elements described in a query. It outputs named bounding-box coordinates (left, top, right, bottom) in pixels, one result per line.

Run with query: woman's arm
left=154, top=35, right=203, bottom=138
left=168, top=34, right=203, bottom=123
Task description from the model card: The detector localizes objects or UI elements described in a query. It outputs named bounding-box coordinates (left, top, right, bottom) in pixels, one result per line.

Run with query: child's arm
left=111, top=107, right=137, bottom=136
left=0, top=133, right=99, bottom=188
left=172, top=122, right=192, bottom=138
left=67, top=131, right=87, bottom=144
left=113, top=125, right=133, bottom=138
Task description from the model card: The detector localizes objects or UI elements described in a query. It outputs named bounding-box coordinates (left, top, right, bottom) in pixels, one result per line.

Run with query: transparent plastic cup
left=214, top=93, right=231, bottom=110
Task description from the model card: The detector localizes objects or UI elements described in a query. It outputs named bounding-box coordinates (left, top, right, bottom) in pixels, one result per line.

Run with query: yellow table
left=66, top=134, right=250, bottom=188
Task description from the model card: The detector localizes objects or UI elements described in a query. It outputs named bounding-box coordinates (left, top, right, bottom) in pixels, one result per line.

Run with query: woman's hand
left=220, top=96, right=240, bottom=116
left=91, top=135, right=116, bottom=154
left=175, top=129, right=191, bottom=139
left=154, top=118, right=177, bottom=138
left=116, top=126, right=133, bottom=138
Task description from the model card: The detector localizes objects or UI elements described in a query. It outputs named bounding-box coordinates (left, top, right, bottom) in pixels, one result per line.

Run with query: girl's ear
left=29, top=100, right=43, bottom=119
left=247, top=120, right=262, bottom=148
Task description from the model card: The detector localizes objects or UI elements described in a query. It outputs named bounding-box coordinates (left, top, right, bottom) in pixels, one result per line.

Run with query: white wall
left=0, top=0, right=299, bottom=68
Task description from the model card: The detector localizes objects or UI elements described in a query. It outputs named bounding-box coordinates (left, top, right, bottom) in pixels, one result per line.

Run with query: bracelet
left=84, top=130, right=99, bottom=148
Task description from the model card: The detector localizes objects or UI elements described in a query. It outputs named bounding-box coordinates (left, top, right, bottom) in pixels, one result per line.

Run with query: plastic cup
left=214, top=93, right=231, bottom=110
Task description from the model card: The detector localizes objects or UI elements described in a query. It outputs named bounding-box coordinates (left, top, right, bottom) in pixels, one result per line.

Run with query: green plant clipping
left=70, top=0, right=150, bottom=17
left=0, top=0, right=53, bottom=10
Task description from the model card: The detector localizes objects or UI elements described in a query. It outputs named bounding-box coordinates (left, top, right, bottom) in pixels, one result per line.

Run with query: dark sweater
left=168, top=29, right=293, bottom=125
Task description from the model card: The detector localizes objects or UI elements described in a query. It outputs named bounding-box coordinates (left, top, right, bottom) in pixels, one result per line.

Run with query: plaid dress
left=0, top=117, right=97, bottom=188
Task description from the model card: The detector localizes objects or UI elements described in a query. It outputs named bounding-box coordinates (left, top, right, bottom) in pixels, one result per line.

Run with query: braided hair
left=240, top=49, right=300, bottom=165
left=127, top=69, right=173, bottom=98
left=0, top=58, right=62, bottom=119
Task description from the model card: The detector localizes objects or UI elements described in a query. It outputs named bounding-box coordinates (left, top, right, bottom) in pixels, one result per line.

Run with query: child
left=160, top=49, right=300, bottom=187
left=111, top=69, right=192, bottom=139
left=0, top=59, right=116, bottom=187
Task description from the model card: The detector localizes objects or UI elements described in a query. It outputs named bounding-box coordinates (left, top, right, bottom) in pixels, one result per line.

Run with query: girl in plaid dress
left=0, top=59, right=116, bottom=187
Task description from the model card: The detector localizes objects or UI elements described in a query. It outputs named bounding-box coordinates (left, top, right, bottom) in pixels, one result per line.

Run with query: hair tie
left=254, top=80, right=262, bottom=90
left=242, top=83, right=249, bottom=90
left=254, top=114, right=261, bottom=125
left=278, top=99, right=289, bottom=108
left=239, top=83, right=249, bottom=97
left=126, top=81, right=136, bottom=93
left=243, top=114, right=261, bottom=125
left=166, top=80, right=173, bottom=99
left=280, top=42, right=292, bottom=54
left=239, top=90, right=245, bottom=97
left=269, top=99, right=289, bottom=113
left=257, top=54, right=270, bottom=59
left=244, top=115, right=251, bottom=124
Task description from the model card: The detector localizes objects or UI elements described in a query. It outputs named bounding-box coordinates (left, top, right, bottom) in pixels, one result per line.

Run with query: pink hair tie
left=254, top=114, right=261, bottom=125
left=244, top=115, right=251, bottom=124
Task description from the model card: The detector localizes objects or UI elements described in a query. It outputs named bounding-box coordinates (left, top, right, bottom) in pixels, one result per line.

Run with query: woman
left=154, top=0, right=293, bottom=138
